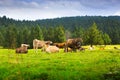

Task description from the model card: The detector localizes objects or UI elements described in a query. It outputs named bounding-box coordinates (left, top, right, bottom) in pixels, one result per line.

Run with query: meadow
left=0, top=45, right=120, bottom=80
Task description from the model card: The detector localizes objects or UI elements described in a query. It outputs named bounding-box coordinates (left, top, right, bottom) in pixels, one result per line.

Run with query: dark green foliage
left=72, top=26, right=84, bottom=38
left=54, top=26, right=66, bottom=42
left=0, top=32, right=4, bottom=46
left=102, top=33, right=111, bottom=45
left=84, top=22, right=104, bottom=46
left=4, top=24, right=17, bottom=48
left=1, top=16, right=120, bottom=48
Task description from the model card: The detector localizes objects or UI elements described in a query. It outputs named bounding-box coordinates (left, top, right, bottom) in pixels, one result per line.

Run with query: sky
left=0, top=0, right=120, bottom=20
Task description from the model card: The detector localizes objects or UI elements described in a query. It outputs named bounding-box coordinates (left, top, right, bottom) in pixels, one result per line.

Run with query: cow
left=16, top=44, right=29, bottom=53
left=46, top=46, right=59, bottom=53
left=64, top=47, right=72, bottom=52
left=21, top=44, right=30, bottom=47
left=42, top=43, right=59, bottom=53
left=53, top=42, right=65, bottom=48
left=33, top=39, right=52, bottom=52
left=64, top=38, right=83, bottom=52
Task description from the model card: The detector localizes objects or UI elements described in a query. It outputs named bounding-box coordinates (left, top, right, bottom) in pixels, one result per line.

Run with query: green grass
left=0, top=45, right=120, bottom=80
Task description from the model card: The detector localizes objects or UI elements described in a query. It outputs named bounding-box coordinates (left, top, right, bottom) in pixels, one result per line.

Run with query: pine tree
left=22, top=27, right=30, bottom=44
left=0, top=32, right=4, bottom=46
left=72, top=26, right=84, bottom=38
left=44, top=27, right=55, bottom=41
left=4, top=24, right=17, bottom=48
left=31, top=25, right=43, bottom=40
left=102, top=33, right=111, bottom=45
left=84, top=22, right=104, bottom=47
left=54, top=26, right=66, bottom=42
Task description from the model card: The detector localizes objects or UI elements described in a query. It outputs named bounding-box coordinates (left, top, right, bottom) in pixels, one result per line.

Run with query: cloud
left=114, top=11, right=120, bottom=16
left=80, top=0, right=120, bottom=9
left=0, top=0, right=120, bottom=20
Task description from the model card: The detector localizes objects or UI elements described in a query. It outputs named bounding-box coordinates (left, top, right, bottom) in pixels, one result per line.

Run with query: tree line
left=0, top=16, right=119, bottom=48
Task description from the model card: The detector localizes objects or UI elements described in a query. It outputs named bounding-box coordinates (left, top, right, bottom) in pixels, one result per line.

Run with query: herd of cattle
left=16, top=38, right=83, bottom=54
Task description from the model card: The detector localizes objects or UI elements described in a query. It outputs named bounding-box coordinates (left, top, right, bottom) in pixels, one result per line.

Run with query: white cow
left=42, top=44, right=59, bottom=53
left=33, top=39, right=52, bottom=52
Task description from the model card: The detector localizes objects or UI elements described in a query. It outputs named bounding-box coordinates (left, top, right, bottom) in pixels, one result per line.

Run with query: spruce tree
left=4, top=24, right=17, bottom=48
left=84, top=22, right=104, bottom=47
left=54, top=26, right=66, bottom=42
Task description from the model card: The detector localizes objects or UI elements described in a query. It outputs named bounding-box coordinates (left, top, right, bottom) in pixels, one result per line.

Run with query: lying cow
left=16, top=44, right=29, bottom=53
left=33, top=39, right=52, bottom=52
left=64, top=38, right=83, bottom=52
left=42, top=43, right=59, bottom=53
left=46, top=46, right=59, bottom=53
left=53, top=42, right=65, bottom=48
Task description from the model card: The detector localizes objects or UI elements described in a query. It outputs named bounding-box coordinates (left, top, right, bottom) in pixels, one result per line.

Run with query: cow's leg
left=34, top=46, right=38, bottom=53
left=64, top=45, right=68, bottom=52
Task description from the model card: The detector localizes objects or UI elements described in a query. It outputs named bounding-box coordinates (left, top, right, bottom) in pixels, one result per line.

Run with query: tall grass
left=0, top=45, right=120, bottom=80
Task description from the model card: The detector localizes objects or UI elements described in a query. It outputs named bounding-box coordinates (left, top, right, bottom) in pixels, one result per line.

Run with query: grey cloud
left=79, top=0, right=120, bottom=9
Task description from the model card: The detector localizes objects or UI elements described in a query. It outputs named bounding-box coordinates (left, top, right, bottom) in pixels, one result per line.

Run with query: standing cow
left=33, top=39, right=52, bottom=52
left=64, top=38, right=83, bottom=52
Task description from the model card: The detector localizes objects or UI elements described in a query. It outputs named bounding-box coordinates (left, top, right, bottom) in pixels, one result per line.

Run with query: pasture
left=0, top=45, right=120, bottom=80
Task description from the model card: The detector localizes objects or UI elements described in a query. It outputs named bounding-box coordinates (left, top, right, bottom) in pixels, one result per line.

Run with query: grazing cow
left=16, top=44, right=29, bottom=53
left=42, top=43, right=59, bottom=53
left=33, top=39, right=52, bottom=52
left=64, top=38, right=83, bottom=52
left=53, top=42, right=65, bottom=48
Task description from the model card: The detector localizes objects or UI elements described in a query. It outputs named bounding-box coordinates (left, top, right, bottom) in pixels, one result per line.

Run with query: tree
left=22, top=27, right=30, bottom=44
left=0, top=32, right=4, bottom=46
left=72, top=26, right=84, bottom=38
left=4, top=24, right=17, bottom=48
left=84, top=22, right=104, bottom=47
left=102, top=33, right=111, bottom=45
left=54, top=26, right=66, bottom=42
left=31, top=25, right=43, bottom=40
left=44, top=27, right=55, bottom=41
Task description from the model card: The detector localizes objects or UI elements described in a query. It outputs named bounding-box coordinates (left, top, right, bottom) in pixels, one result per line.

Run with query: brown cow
left=64, top=38, right=83, bottom=52
left=16, top=44, right=29, bottom=53
left=53, top=42, right=65, bottom=48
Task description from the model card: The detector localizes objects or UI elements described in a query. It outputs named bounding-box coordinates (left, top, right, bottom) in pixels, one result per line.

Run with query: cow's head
left=75, top=38, right=83, bottom=48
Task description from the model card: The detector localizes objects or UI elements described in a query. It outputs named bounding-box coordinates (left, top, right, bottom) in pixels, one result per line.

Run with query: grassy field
left=0, top=45, right=120, bottom=80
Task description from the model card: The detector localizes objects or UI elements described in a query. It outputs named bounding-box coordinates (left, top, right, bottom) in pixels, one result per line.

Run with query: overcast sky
left=0, top=0, right=120, bottom=20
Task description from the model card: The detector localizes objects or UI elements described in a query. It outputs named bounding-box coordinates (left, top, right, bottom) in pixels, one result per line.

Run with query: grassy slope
left=0, top=45, right=120, bottom=80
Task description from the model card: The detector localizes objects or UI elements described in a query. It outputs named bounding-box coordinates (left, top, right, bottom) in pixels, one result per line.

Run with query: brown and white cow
left=33, top=39, right=52, bottom=52
left=16, top=44, right=30, bottom=53
left=64, top=38, right=83, bottom=52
